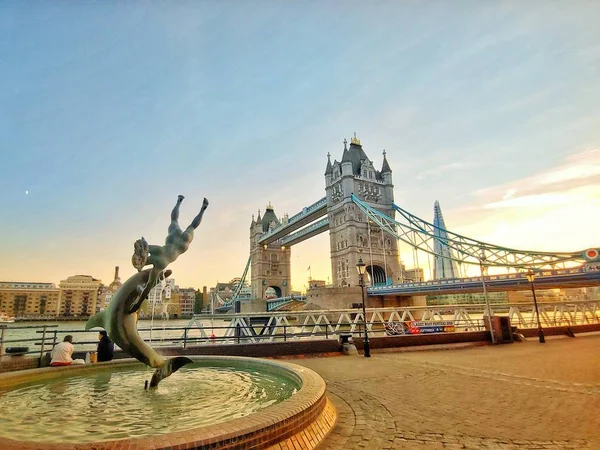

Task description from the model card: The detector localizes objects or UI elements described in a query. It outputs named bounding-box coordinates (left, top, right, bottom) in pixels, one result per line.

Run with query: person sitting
left=97, top=330, right=115, bottom=362
left=50, top=335, right=85, bottom=366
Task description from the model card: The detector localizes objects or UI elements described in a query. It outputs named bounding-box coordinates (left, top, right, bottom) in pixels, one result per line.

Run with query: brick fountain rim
left=0, top=355, right=336, bottom=450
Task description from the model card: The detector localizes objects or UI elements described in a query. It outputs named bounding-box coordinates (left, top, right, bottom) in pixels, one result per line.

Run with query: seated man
left=97, top=330, right=115, bottom=362
left=50, top=335, right=85, bottom=366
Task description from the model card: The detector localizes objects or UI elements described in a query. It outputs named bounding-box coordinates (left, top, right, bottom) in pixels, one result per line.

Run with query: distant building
left=58, top=275, right=103, bottom=316
left=432, top=201, right=459, bottom=279
left=97, top=285, right=111, bottom=312
left=107, top=266, right=122, bottom=298
left=97, top=266, right=124, bottom=312
left=427, top=288, right=574, bottom=306
left=309, top=280, right=326, bottom=289
left=0, top=282, right=60, bottom=317
left=402, top=267, right=424, bottom=282
left=427, top=292, right=508, bottom=306
left=147, top=278, right=175, bottom=305
left=178, top=288, right=195, bottom=317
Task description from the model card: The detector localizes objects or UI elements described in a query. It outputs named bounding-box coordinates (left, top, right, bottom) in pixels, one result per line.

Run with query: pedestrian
left=50, top=335, right=85, bottom=366
left=97, top=330, right=115, bottom=362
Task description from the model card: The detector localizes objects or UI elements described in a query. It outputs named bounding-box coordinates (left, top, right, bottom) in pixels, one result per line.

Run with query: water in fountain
left=0, top=361, right=299, bottom=443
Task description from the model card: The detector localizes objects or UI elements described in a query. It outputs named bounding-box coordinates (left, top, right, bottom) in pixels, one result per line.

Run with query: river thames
left=1, top=318, right=231, bottom=354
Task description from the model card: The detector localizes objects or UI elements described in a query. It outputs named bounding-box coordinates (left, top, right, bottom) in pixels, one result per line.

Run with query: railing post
left=183, top=327, right=188, bottom=349
left=284, top=325, right=287, bottom=342
left=40, top=325, right=48, bottom=361
left=0, top=325, right=6, bottom=356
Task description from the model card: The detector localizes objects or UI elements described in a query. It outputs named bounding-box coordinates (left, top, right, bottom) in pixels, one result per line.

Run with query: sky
left=1, top=1, right=600, bottom=290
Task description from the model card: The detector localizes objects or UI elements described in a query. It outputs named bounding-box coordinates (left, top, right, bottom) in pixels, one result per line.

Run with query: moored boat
left=0, top=313, right=15, bottom=323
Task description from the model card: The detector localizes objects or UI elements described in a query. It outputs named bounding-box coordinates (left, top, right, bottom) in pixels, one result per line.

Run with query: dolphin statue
left=85, top=268, right=192, bottom=388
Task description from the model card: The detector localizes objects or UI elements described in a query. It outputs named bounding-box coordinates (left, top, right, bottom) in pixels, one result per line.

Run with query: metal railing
left=0, top=324, right=59, bottom=359
left=1, top=300, right=598, bottom=359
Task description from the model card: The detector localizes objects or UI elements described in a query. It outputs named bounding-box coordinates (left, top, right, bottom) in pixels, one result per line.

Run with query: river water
left=1, top=318, right=231, bottom=354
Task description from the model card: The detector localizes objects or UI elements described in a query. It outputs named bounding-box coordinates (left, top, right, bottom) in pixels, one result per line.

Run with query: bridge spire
left=325, top=152, right=333, bottom=175
left=343, top=138, right=347, bottom=150
left=381, top=150, right=392, bottom=174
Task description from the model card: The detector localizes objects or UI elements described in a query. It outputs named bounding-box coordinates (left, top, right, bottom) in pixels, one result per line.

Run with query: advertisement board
left=384, top=320, right=455, bottom=336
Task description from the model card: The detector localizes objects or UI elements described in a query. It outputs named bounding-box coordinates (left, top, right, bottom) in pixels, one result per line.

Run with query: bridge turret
left=324, top=152, right=333, bottom=186
left=381, top=150, right=392, bottom=184
left=250, top=203, right=291, bottom=305
left=341, top=138, right=353, bottom=177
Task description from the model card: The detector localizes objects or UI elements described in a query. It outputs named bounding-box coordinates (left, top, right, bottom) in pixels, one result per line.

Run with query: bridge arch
left=366, top=264, right=387, bottom=286
left=265, top=285, right=282, bottom=299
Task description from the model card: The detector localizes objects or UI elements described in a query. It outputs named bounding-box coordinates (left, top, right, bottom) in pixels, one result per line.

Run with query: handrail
left=1, top=300, right=597, bottom=358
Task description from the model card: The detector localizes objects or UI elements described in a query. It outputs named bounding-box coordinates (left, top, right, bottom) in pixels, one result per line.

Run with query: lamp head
left=525, top=269, right=536, bottom=283
left=356, top=258, right=366, bottom=276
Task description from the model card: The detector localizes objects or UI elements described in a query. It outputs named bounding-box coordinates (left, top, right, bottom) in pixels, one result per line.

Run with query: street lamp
left=479, top=256, right=496, bottom=345
left=525, top=269, right=545, bottom=343
left=356, top=258, right=371, bottom=357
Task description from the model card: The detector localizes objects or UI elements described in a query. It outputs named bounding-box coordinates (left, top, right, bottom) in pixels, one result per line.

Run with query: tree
left=194, top=290, right=203, bottom=314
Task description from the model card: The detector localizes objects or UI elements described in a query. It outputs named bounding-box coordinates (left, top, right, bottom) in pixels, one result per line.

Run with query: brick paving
left=292, top=334, right=600, bottom=450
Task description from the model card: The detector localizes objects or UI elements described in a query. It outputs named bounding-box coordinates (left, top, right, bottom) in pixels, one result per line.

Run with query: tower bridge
left=230, top=134, right=600, bottom=312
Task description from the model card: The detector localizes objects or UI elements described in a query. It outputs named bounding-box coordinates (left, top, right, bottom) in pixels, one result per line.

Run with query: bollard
left=39, top=325, right=48, bottom=361
left=0, top=325, right=6, bottom=356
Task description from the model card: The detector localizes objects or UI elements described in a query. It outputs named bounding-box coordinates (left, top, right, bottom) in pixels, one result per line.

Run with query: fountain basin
left=0, top=355, right=335, bottom=449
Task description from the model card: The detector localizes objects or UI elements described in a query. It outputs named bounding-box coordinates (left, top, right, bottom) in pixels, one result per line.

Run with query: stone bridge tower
left=325, top=134, right=402, bottom=287
left=250, top=203, right=291, bottom=302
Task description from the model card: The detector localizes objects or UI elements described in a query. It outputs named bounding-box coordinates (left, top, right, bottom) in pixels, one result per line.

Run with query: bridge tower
left=325, top=134, right=402, bottom=287
left=249, top=203, right=291, bottom=302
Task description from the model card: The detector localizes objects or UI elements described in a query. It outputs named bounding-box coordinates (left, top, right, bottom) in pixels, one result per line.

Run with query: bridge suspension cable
left=215, top=256, right=252, bottom=311
left=351, top=194, right=597, bottom=270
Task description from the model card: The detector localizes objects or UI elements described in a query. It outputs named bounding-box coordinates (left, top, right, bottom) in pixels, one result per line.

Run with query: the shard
left=433, top=200, right=459, bottom=279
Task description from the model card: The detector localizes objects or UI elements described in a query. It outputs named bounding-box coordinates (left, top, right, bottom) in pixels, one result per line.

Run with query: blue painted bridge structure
left=368, top=266, right=600, bottom=297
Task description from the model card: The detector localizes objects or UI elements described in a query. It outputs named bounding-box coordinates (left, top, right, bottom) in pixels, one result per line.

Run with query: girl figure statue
left=131, top=195, right=209, bottom=310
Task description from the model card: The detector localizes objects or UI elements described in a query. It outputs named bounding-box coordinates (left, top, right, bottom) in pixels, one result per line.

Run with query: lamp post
left=525, top=269, right=545, bottom=343
left=479, top=256, right=496, bottom=345
left=356, top=258, right=371, bottom=357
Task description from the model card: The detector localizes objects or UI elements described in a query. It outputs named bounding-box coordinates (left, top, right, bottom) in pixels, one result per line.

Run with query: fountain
left=0, top=196, right=335, bottom=449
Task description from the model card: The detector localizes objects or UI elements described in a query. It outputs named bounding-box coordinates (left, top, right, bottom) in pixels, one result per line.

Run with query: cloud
left=446, top=148, right=600, bottom=253
left=416, top=161, right=474, bottom=180
left=474, top=148, right=600, bottom=205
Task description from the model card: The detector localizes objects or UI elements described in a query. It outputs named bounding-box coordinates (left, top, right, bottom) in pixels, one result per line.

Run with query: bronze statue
left=133, top=195, right=209, bottom=308
left=86, top=195, right=209, bottom=388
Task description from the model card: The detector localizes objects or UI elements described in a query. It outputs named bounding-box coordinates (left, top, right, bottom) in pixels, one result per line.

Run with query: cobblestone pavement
left=290, top=334, right=600, bottom=449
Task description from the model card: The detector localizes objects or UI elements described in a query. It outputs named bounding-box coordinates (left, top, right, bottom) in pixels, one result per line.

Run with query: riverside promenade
left=288, top=334, right=600, bottom=450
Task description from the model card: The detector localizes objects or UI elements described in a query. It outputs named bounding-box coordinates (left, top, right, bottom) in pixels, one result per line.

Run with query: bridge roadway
left=258, top=197, right=327, bottom=245
left=368, top=266, right=600, bottom=297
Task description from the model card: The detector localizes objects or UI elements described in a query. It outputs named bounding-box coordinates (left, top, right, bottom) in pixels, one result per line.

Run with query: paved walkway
left=289, top=334, right=600, bottom=450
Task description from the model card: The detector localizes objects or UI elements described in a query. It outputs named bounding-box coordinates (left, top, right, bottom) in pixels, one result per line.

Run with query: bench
left=5, top=347, right=29, bottom=356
